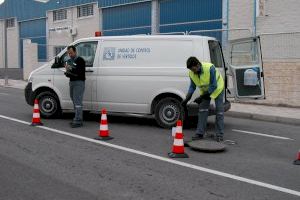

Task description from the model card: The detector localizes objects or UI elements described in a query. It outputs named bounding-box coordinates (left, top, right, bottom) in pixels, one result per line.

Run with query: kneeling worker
left=181, top=57, right=225, bottom=142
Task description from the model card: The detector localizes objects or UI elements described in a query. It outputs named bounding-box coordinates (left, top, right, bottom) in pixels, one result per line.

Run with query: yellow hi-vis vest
left=189, top=62, right=224, bottom=99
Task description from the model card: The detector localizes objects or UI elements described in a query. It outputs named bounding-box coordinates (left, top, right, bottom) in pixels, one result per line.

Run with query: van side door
left=227, top=37, right=266, bottom=100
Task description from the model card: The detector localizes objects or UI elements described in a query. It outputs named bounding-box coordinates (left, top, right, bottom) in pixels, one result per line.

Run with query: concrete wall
left=229, top=0, right=300, bottom=107
left=47, top=2, right=100, bottom=60
left=6, top=20, right=19, bottom=68
left=228, top=0, right=254, bottom=40
left=256, top=0, right=300, bottom=34
left=23, top=39, right=38, bottom=80
left=0, top=18, right=20, bottom=69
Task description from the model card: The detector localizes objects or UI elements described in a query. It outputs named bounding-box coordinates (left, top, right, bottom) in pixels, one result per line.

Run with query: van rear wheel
left=154, top=97, right=185, bottom=129
left=36, top=91, right=61, bottom=118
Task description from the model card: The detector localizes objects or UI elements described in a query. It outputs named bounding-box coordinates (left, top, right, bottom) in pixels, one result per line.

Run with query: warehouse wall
left=6, top=20, right=19, bottom=68
left=229, top=0, right=300, bottom=107
left=47, top=2, right=100, bottom=59
left=160, top=0, right=223, bottom=40
left=256, top=0, right=300, bottom=34
left=102, top=2, right=152, bottom=36
left=228, top=0, right=253, bottom=40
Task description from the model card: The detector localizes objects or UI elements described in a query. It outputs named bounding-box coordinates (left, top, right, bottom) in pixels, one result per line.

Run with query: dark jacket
left=65, top=56, right=86, bottom=81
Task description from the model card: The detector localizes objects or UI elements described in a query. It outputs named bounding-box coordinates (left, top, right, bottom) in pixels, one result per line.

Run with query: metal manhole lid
left=186, top=140, right=227, bottom=152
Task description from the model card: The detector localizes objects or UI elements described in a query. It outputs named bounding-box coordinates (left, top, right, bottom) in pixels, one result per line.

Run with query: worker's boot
left=192, top=134, right=204, bottom=141
left=216, top=135, right=224, bottom=142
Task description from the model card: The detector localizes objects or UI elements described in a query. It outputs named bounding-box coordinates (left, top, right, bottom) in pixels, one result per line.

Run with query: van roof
left=74, top=35, right=217, bottom=43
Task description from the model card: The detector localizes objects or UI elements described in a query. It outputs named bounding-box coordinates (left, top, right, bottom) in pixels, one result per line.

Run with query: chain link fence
left=259, top=32, right=300, bottom=60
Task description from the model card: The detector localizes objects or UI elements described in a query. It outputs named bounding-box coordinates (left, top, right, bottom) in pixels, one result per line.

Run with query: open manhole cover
left=185, top=140, right=226, bottom=152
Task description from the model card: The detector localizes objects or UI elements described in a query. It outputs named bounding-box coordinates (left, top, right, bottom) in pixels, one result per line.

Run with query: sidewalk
left=1, top=79, right=300, bottom=126
left=227, top=103, right=300, bottom=126
left=0, top=79, right=27, bottom=89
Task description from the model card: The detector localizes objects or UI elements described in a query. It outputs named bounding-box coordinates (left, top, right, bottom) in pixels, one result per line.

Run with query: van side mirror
left=51, top=56, right=61, bottom=68
left=55, top=56, right=60, bottom=64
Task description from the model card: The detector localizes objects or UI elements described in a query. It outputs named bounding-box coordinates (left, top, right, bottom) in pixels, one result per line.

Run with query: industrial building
left=1, top=0, right=300, bottom=107
left=0, top=0, right=224, bottom=69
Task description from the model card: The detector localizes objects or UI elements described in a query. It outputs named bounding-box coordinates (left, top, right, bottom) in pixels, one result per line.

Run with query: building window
left=53, top=9, right=67, bottom=21
left=54, top=46, right=66, bottom=56
left=6, top=18, right=15, bottom=28
left=77, top=4, right=94, bottom=18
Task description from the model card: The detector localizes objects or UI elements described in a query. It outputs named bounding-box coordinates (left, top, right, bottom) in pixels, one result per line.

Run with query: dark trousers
left=69, top=81, right=85, bottom=124
left=196, top=90, right=225, bottom=136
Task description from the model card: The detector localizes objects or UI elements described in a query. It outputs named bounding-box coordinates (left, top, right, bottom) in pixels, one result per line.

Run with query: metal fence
left=259, top=32, right=300, bottom=60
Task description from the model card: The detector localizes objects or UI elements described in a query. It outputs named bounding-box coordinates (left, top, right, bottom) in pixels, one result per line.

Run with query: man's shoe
left=70, top=123, right=83, bottom=128
left=216, top=135, right=224, bottom=142
left=192, top=134, right=204, bottom=141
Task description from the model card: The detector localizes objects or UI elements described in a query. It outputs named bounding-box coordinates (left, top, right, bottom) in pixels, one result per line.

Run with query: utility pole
left=151, top=0, right=160, bottom=35
left=4, top=18, right=8, bottom=86
left=1, top=0, right=8, bottom=86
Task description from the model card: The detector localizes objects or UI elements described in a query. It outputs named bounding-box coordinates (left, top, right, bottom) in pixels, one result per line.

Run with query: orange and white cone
left=95, top=109, right=113, bottom=140
left=293, top=150, right=300, bottom=165
left=168, top=120, right=188, bottom=158
left=31, top=99, right=43, bottom=126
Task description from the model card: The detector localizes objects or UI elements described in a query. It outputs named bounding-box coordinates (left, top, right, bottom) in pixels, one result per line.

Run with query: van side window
left=208, top=40, right=225, bottom=68
left=60, top=42, right=98, bottom=67
left=230, top=41, right=259, bottom=66
left=75, top=42, right=98, bottom=67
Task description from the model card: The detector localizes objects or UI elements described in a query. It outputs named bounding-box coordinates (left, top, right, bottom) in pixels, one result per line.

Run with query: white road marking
left=0, top=114, right=299, bottom=197
left=232, top=129, right=294, bottom=140
left=0, top=93, right=9, bottom=96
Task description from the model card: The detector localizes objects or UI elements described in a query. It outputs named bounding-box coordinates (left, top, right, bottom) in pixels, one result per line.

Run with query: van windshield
left=208, top=40, right=225, bottom=69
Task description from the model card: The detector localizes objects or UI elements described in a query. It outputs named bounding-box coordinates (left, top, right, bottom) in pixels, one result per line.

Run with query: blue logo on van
left=103, top=47, right=116, bottom=60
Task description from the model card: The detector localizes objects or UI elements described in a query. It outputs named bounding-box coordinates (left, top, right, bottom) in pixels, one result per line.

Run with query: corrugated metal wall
left=0, top=0, right=223, bottom=67
left=102, top=2, right=151, bottom=36
left=160, top=0, right=223, bottom=40
left=0, top=0, right=150, bottom=20
left=19, top=18, right=47, bottom=65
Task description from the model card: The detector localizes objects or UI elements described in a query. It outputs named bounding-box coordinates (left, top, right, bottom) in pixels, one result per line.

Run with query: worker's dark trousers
left=196, top=90, right=224, bottom=136
left=69, top=81, right=85, bottom=124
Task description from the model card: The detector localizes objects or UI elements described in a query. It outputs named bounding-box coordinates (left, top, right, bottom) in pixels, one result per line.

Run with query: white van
left=25, top=35, right=265, bottom=128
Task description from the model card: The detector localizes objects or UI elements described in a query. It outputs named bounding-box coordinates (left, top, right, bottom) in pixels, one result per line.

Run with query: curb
left=226, top=111, right=300, bottom=126
left=0, top=85, right=26, bottom=90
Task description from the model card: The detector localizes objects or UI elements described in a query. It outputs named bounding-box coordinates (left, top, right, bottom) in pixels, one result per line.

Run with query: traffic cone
left=293, top=150, right=300, bottom=165
left=95, top=109, right=113, bottom=141
left=31, top=99, right=43, bottom=126
left=168, top=120, right=189, bottom=158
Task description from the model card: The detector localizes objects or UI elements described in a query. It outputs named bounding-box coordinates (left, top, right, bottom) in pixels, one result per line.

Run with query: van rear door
left=227, top=37, right=265, bottom=100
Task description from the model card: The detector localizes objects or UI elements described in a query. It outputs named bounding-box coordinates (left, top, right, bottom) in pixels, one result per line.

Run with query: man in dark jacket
left=65, top=45, right=86, bottom=128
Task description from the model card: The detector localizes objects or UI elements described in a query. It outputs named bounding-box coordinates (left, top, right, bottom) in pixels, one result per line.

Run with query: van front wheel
left=36, top=91, right=61, bottom=118
left=154, top=97, right=185, bottom=129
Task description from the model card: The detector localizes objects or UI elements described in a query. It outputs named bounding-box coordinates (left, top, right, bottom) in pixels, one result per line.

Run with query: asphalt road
left=0, top=87, right=299, bottom=200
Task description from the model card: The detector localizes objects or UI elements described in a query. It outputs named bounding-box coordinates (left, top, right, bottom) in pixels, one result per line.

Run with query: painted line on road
left=232, top=129, right=294, bottom=140
left=0, top=114, right=299, bottom=197
left=0, top=93, right=9, bottom=96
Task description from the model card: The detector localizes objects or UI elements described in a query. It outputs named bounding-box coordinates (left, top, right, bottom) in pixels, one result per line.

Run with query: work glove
left=181, top=99, right=188, bottom=108
left=194, top=96, right=203, bottom=104
left=202, top=93, right=211, bottom=100
left=181, top=93, right=193, bottom=108
left=194, top=93, right=211, bottom=104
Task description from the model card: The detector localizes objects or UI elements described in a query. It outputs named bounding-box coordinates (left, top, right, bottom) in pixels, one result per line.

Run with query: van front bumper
left=25, top=82, right=34, bottom=106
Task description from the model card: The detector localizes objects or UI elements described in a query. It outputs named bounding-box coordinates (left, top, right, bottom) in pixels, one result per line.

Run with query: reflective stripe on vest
left=189, top=62, right=224, bottom=99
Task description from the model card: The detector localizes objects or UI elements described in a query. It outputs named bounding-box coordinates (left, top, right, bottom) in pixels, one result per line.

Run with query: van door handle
left=85, top=69, right=94, bottom=73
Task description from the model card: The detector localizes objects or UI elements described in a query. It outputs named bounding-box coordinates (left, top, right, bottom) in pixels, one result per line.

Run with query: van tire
left=154, top=97, right=185, bottom=129
left=36, top=91, right=62, bottom=119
